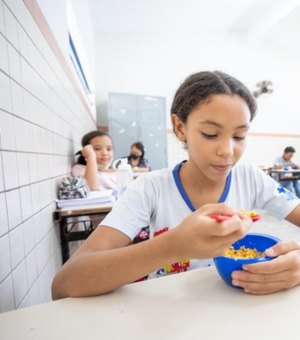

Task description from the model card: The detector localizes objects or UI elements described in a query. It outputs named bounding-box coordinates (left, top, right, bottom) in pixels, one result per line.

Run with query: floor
left=251, top=210, right=300, bottom=243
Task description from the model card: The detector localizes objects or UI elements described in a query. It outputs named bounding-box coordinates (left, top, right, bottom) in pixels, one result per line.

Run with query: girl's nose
left=100, top=149, right=109, bottom=155
left=216, top=140, right=234, bottom=157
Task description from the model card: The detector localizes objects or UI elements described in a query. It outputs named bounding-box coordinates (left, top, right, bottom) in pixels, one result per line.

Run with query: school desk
left=53, top=202, right=113, bottom=263
left=270, top=168, right=300, bottom=181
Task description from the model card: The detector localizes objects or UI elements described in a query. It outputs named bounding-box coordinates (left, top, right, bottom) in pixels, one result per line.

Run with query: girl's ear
left=171, top=114, right=186, bottom=143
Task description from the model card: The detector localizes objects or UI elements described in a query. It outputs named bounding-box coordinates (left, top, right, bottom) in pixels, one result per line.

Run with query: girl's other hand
left=231, top=240, right=300, bottom=294
left=82, top=144, right=96, bottom=160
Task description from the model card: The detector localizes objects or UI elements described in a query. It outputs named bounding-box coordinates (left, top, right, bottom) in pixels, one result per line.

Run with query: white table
left=1, top=266, right=299, bottom=340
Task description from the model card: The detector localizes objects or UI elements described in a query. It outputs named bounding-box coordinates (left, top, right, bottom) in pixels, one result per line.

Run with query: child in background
left=273, top=146, right=300, bottom=198
left=127, top=141, right=151, bottom=172
left=72, top=130, right=117, bottom=191
left=52, top=71, right=300, bottom=299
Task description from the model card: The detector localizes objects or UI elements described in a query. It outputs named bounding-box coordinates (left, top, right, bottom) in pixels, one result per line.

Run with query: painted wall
left=94, top=30, right=300, bottom=166
left=95, top=31, right=300, bottom=133
left=37, top=0, right=96, bottom=117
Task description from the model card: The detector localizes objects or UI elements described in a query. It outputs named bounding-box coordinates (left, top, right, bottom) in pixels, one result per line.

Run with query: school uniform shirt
left=273, top=156, right=295, bottom=167
left=72, top=164, right=118, bottom=190
left=101, top=161, right=299, bottom=279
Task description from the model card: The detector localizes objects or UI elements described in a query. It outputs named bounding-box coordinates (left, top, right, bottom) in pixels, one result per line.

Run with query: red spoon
left=210, top=212, right=261, bottom=222
left=209, top=214, right=233, bottom=222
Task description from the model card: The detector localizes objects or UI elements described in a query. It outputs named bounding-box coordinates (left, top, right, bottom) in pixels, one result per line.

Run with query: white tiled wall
left=0, top=0, right=96, bottom=313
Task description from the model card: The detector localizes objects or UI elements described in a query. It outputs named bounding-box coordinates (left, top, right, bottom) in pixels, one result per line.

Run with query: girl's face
left=130, top=146, right=143, bottom=159
left=173, top=94, right=251, bottom=182
left=89, top=135, right=114, bottom=170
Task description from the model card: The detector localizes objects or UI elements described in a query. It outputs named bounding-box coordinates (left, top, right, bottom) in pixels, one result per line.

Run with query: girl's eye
left=234, top=136, right=246, bottom=141
left=202, top=132, right=217, bottom=139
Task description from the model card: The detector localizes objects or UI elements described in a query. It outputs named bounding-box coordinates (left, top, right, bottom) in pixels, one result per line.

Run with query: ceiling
left=88, top=0, right=300, bottom=59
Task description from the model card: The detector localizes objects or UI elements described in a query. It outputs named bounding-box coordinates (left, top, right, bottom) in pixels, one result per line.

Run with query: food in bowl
left=224, top=246, right=263, bottom=259
left=213, top=233, right=281, bottom=288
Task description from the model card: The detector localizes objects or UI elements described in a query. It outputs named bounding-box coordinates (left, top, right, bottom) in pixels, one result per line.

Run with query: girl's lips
left=212, top=165, right=232, bottom=173
left=99, top=158, right=111, bottom=163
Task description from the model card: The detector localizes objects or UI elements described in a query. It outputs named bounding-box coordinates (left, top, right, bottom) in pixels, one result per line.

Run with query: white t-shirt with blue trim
left=101, top=162, right=299, bottom=278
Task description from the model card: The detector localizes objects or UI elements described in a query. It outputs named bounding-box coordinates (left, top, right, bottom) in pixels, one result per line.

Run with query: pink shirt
left=72, top=164, right=118, bottom=190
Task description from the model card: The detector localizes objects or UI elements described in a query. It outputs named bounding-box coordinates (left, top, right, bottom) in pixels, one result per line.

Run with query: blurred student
left=72, top=130, right=117, bottom=191
left=273, top=146, right=300, bottom=198
left=127, top=141, right=151, bottom=172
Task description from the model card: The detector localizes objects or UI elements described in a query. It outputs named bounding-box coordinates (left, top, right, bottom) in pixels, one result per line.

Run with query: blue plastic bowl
left=213, top=233, right=281, bottom=287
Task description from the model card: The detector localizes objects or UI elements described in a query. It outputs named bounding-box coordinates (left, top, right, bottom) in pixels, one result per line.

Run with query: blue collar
left=172, top=161, right=232, bottom=212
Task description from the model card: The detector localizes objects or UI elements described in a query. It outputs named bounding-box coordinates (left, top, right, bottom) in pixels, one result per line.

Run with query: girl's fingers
left=232, top=248, right=300, bottom=294
left=232, top=270, right=294, bottom=295
left=243, top=247, right=300, bottom=275
left=214, top=214, right=252, bottom=237
left=233, top=269, right=285, bottom=283
left=242, top=255, right=287, bottom=274
left=200, top=203, right=256, bottom=223
left=233, top=278, right=287, bottom=295
left=264, top=240, right=300, bottom=257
